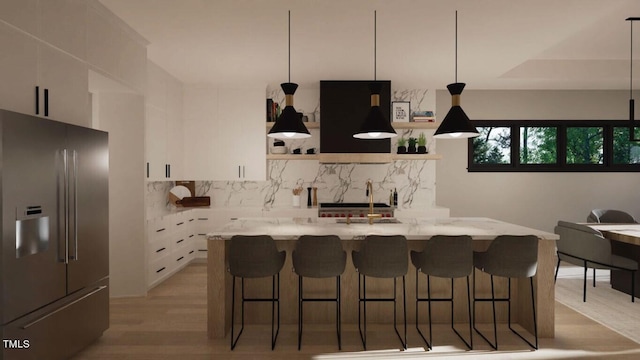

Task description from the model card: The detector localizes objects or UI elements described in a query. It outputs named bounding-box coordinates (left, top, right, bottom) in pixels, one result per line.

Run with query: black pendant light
left=268, top=11, right=310, bottom=140
left=628, top=17, right=639, bottom=141
left=354, top=11, right=397, bottom=139
left=434, top=11, right=479, bottom=139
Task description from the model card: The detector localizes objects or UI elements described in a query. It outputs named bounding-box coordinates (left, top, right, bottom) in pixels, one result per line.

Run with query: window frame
left=467, top=120, right=640, bottom=172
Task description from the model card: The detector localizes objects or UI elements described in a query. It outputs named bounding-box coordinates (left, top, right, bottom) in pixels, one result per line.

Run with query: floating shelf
left=265, top=122, right=435, bottom=130
left=266, top=154, right=319, bottom=160
left=267, top=153, right=442, bottom=161
left=392, top=121, right=438, bottom=129
left=391, top=153, right=442, bottom=160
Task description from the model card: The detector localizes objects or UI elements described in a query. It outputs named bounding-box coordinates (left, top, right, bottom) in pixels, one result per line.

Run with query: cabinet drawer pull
left=198, top=249, right=207, bottom=252
left=156, top=267, right=166, bottom=273
left=177, top=239, right=184, bottom=244
left=156, top=228, right=166, bottom=233
left=155, top=247, right=166, bottom=253
left=44, top=88, right=49, bottom=116
left=189, top=219, right=195, bottom=222
left=177, top=256, right=184, bottom=262
left=177, top=222, right=184, bottom=226
left=198, top=218, right=208, bottom=220
left=35, top=86, right=39, bottom=114
left=189, top=250, right=194, bottom=254
left=189, top=234, right=194, bottom=238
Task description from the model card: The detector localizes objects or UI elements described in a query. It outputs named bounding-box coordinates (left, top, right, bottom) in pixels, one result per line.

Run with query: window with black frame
left=468, top=120, right=640, bottom=172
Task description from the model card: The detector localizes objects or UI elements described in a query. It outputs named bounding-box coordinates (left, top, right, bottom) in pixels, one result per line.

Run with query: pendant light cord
left=455, top=10, right=458, bottom=83
left=631, top=19, right=634, bottom=99
left=288, top=10, right=291, bottom=83
left=374, top=10, right=377, bottom=81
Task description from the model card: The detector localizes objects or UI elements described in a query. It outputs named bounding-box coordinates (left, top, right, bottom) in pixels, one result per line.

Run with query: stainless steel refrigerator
left=0, top=109, right=109, bottom=360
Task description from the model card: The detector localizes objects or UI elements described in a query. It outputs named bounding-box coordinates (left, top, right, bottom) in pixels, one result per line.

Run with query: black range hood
left=320, top=80, right=391, bottom=159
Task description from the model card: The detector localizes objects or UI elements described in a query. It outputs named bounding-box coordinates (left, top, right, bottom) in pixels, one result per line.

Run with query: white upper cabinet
left=0, top=0, right=38, bottom=35
left=217, top=88, right=266, bottom=181
left=183, top=85, right=218, bottom=180
left=166, top=76, right=184, bottom=179
left=0, top=21, right=88, bottom=126
left=183, top=85, right=266, bottom=181
left=0, top=22, right=38, bottom=116
left=87, top=1, right=147, bottom=93
left=86, top=5, right=118, bottom=77
left=38, top=43, right=89, bottom=127
left=38, top=0, right=87, bottom=60
left=145, top=61, right=184, bottom=181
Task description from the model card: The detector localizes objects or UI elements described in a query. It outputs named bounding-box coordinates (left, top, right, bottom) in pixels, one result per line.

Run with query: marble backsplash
left=147, top=158, right=436, bottom=216
left=147, top=87, right=438, bottom=217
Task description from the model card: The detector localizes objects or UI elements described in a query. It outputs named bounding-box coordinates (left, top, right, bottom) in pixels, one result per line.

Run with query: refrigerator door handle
left=71, top=150, right=78, bottom=261
left=21, top=286, right=108, bottom=329
left=63, top=149, right=69, bottom=264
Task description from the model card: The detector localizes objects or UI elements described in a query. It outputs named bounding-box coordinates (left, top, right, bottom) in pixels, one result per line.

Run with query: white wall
left=94, top=91, right=146, bottom=297
left=436, top=90, right=640, bottom=232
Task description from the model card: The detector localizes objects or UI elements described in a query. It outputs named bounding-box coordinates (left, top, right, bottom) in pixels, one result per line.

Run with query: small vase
left=292, top=195, right=301, bottom=208
left=408, top=145, right=417, bottom=153
left=417, top=145, right=427, bottom=154
left=397, top=146, right=407, bottom=154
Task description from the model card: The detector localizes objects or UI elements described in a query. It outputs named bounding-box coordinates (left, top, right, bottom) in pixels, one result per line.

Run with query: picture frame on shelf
left=391, top=101, right=410, bottom=122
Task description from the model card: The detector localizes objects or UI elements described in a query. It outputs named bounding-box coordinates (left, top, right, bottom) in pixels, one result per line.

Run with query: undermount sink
left=335, top=218, right=402, bottom=224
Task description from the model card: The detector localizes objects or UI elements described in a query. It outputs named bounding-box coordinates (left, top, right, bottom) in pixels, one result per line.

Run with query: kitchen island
left=206, top=217, right=558, bottom=340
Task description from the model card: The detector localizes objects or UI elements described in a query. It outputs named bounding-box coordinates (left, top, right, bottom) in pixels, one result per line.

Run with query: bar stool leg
left=507, top=277, right=538, bottom=350
left=472, top=269, right=498, bottom=350
left=271, top=273, right=280, bottom=350
left=583, top=260, right=588, bottom=302
left=427, top=275, right=433, bottom=349
left=358, top=273, right=367, bottom=350
left=337, top=275, right=342, bottom=350
left=298, top=275, right=303, bottom=350
left=490, top=275, right=498, bottom=349
left=554, top=257, right=561, bottom=283
left=230, top=276, right=246, bottom=350
left=449, top=277, right=473, bottom=350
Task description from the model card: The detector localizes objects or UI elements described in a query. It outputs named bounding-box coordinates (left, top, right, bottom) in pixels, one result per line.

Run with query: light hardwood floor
left=72, top=263, right=640, bottom=359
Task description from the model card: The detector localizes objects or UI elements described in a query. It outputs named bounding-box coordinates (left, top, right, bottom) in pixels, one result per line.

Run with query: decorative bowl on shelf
left=270, top=146, right=288, bottom=154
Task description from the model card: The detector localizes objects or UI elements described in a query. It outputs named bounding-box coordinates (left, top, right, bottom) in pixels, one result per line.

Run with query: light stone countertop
left=206, top=217, right=559, bottom=241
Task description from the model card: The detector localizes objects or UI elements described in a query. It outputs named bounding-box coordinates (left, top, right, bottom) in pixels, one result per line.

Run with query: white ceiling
left=99, top=0, right=640, bottom=90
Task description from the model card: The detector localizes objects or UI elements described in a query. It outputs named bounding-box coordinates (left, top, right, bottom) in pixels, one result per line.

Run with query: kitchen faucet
left=366, top=180, right=382, bottom=225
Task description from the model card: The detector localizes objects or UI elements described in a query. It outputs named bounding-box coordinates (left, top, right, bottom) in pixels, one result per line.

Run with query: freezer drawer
left=2, top=279, right=109, bottom=360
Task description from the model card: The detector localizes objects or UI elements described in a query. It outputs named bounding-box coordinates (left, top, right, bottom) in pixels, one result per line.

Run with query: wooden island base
left=207, top=220, right=557, bottom=341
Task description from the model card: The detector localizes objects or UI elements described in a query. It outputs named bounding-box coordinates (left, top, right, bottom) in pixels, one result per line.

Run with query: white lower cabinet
left=147, top=209, right=211, bottom=289
left=147, top=207, right=304, bottom=289
left=193, top=210, right=213, bottom=259
left=147, top=215, right=174, bottom=288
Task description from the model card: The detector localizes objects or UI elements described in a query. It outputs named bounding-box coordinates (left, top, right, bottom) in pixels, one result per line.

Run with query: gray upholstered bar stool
left=411, top=235, right=473, bottom=350
left=292, top=235, right=346, bottom=350
left=473, top=235, right=539, bottom=350
left=228, top=235, right=286, bottom=350
left=352, top=235, right=408, bottom=350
